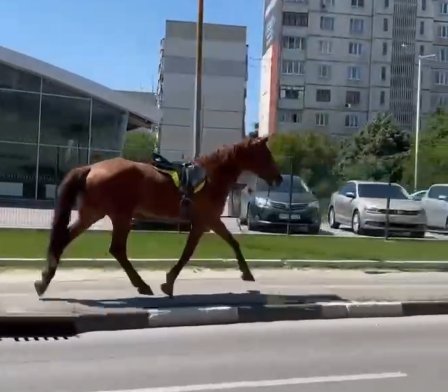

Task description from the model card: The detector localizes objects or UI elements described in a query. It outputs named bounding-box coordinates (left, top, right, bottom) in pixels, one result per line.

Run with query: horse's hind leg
left=35, top=216, right=98, bottom=296
left=109, top=216, right=154, bottom=295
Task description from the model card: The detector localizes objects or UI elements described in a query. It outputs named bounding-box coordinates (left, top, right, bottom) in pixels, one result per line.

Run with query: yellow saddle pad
left=156, top=168, right=205, bottom=194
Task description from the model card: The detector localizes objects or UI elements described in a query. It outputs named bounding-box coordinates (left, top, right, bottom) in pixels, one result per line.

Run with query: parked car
left=328, top=180, right=427, bottom=237
left=409, top=190, right=427, bottom=201
left=238, top=174, right=321, bottom=234
left=420, top=184, right=448, bottom=230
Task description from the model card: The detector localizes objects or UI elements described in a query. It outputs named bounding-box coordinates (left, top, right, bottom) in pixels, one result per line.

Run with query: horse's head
left=237, top=136, right=283, bottom=187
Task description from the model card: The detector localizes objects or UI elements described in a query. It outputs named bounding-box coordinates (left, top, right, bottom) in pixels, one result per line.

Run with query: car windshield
left=358, top=184, right=409, bottom=199
left=429, top=186, right=448, bottom=199
left=257, top=176, right=310, bottom=193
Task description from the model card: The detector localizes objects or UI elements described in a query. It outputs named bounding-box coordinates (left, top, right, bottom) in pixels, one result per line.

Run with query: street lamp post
left=414, top=53, right=436, bottom=191
left=192, top=0, right=204, bottom=159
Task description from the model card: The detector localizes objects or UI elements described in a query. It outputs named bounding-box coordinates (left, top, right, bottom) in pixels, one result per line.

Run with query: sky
left=0, top=0, right=264, bottom=133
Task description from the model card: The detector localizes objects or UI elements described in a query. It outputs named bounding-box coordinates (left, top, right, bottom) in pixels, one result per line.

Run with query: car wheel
left=328, top=207, right=340, bottom=229
left=410, top=231, right=425, bottom=239
left=247, top=205, right=256, bottom=231
left=308, top=224, right=321, bottom=235
left=351, top=211, right=364, bottom=235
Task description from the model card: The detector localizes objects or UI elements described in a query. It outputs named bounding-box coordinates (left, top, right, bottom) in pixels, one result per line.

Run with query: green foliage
left=337, top=113, right=411, bottom=183
left=269, top=131, right=339, bottom=197
left=402, top=108, right=448, bottom=189
left=122, top=130, right=157, bottom=162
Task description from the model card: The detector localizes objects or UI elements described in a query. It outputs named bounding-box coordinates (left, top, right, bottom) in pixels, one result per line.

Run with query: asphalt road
left=2, top=270, right=448, bottom=315
left=1, top=316, right=448, bottom=392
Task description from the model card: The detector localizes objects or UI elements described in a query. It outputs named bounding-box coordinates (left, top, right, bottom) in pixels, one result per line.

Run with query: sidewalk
left=2, top=269, right=448, bottom=314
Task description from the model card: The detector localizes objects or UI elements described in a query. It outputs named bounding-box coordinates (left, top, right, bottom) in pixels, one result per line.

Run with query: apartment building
left=258, top=0, right=448, bottom=138
left=157, top=20, right=248, bottom=160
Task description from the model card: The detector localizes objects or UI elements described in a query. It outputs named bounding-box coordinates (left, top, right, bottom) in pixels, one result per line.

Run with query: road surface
left=1, top=269, right=448, bottom=314
left=1, top=316, right=447, bottom=392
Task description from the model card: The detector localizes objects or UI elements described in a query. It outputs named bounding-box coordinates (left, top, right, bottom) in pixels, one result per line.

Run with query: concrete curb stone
left=2, top=301, right=448, bottom=338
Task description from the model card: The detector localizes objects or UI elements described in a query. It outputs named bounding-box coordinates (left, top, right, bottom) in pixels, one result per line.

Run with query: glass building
left=0, top=45, right=161, bottom=200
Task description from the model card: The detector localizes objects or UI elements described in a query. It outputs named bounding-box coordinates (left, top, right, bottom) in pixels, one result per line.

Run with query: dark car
left=238, top=174, right=321, bottom=234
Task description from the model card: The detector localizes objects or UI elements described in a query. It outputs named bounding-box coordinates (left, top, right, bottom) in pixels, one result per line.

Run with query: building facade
left=0, top=45, right=161, bottom=200
left=157, top=20, right=248, bottom=160
left=258, top=0, right=448, bottom=138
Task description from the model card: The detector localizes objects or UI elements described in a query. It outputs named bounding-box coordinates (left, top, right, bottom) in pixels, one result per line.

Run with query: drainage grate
left=0, top=336, right=74, bottom=342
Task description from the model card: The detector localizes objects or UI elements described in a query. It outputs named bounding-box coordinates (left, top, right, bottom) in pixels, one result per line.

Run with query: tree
left=402, top=108, right=448, bottom=189
left=269, top=131, right=339, bottom=197
left=338, top=113, right=411, bottom=184
left=122, top=130, right=157, bottom=162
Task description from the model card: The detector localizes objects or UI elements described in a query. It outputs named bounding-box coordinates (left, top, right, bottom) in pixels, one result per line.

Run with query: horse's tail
left=48, top=166, right=91, bottom=258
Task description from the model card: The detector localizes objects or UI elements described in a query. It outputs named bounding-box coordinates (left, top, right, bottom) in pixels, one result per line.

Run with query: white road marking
left=98, top=372, right=407, bottom=392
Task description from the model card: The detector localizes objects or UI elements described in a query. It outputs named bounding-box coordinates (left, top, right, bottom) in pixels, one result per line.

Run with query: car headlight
left=308, top=200, right=319, bottom=208
left=254, top=197, right=271, bottom=207
left=364, top=207, right=381, bottom=213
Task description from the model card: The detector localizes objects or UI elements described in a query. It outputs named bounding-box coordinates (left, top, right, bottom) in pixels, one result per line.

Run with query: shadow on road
left=41, top=291, right=348, bottom=310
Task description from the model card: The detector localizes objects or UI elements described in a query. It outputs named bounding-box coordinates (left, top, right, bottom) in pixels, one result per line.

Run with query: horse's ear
left=259, top=135, right=269, bottom=144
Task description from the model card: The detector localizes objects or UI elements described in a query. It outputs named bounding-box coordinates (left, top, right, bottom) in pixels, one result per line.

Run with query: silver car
left=328, top=181, right=427, bottom=237
left=421, top=184, right=448, bottom=230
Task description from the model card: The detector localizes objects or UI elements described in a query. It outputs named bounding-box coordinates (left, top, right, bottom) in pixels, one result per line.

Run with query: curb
left=2, top=301, right=448, bottom=337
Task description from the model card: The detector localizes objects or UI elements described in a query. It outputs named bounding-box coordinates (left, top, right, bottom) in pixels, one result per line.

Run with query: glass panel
left=0, top=141, right=37, bottom=198
left=90, top=100, right=128, bottom=151
left=42, top=78, right=88, bottom=98
left=40, top=94, right=90, bottom=147
left=0, top=62, right=41, bottom=92
left=37, top=145, right=88, bottom=199
left=0, top=89, right=40, bottom=143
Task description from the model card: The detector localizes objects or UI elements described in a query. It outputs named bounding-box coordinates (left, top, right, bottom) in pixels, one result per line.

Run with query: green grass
left=0, top=229, right=448, bottom=262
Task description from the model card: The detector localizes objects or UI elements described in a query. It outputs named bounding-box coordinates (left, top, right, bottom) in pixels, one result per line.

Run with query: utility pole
left=192, top=0, right=204, bottom=159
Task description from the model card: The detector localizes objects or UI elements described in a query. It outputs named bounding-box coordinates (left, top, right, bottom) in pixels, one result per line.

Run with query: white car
left=421, top=184, right=448, bottom=230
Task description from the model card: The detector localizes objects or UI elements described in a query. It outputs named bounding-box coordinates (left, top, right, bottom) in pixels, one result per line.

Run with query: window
left=319, top=40, right=333, bottom=54
left=441, top=3, right=448, bottom=14
left=279, top=110, right=302, bottom=123
left=285, top=0, right=308, bottom=2
left=420, top=45, right=425, bottom=55
left=381, top=66, right=387, bottom=81
left=422, top=0, right=426, bottom=11
left=346, top=91, right=361, bottom=105
left=438, top=94, right=448, bottom=106
left=384, top=0, right=389, bottom=7
left=350, top=18, right=364, bottom=34
left=345, top=114, right=359, bottom=128
left=316, top=89, right=331, bottom=102
left=316, top=113, right=329, bottom=126
left=319, top=64, right=331, bottom=79
left=320, top=16, right=334, bottom=31
left=351, top=0, right=364, bottom=6
left=382, top=42, right=388, bottom=55
left=348, top=66, right=361, bottom=80
left=282, top=36, right=306, bottom=50
left=348, top=42, right=363, bottom=55
left=380, top=91, right=386, bottom=105
left=383, top=18, right=389, bottom=32
left=322, top=0, right=334, bottom=5
left=281, top=60, right=305, bottom=75
left=283, top=12, right=309, bottom=27
left=420, top=21, right=425, bottom=35
left=439, top=25, right=448, bottom=38
left=435, top=70, right=448, bottom=85
left=439, top=48, right=448, bottom=62
left=279, top=85, right=305, bottom=99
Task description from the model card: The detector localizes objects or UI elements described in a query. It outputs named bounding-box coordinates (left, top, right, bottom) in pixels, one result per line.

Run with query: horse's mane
left=195, top=138, right=252, bottom=169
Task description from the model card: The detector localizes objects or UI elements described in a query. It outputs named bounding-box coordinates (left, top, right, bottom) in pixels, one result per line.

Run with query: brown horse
left=34, top=136, right=282, bottom=297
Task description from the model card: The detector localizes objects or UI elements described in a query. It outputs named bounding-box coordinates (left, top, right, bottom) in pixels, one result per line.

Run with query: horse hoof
left=241, top=272, right=256, bottom=282
left=34, top=280, right=46, bottom=297
left=137, top=285, right=154, bottom=296
left=160, top=282, right=174, bottom=298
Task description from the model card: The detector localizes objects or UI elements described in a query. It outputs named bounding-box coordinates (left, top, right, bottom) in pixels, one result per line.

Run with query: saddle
left=152, top=152, right=207, bottom=219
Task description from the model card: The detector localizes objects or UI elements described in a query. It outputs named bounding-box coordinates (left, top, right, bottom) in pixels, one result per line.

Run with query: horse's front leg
left=161, top=222, right=205, bottom=297
left=208, top=217, right=255, bottom=282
